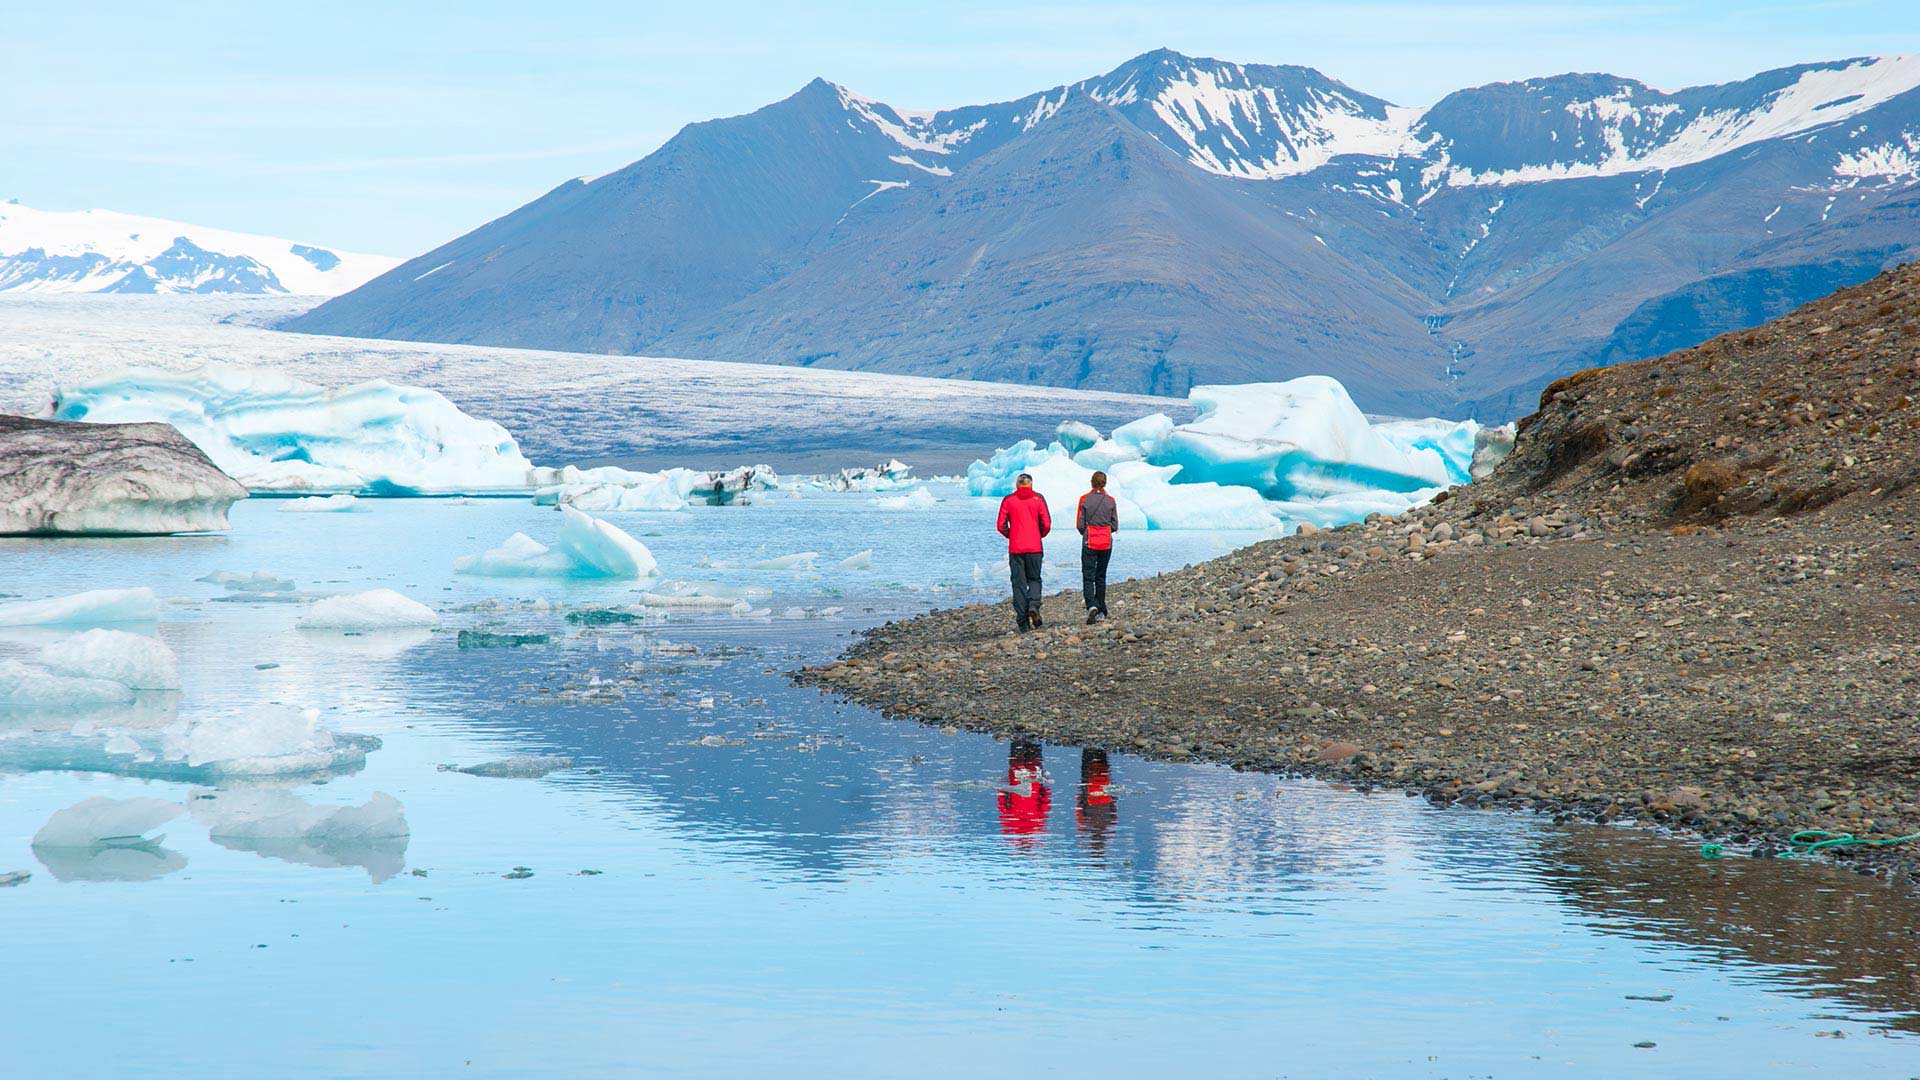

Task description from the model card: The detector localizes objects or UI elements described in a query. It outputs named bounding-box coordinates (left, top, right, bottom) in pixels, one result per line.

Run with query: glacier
left=456, top=506, right=659, bottom=579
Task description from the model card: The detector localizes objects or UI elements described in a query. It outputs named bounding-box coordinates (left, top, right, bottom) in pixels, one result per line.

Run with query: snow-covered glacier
left=0, top=201, right=397, bottom=296
left=968, top=376, right=1484, bottom=531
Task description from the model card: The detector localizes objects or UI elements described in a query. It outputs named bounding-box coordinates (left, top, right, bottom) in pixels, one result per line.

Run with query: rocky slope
left=0, top=415, right=247, bottom=534
left=802, top=263, right=1920, bottom=884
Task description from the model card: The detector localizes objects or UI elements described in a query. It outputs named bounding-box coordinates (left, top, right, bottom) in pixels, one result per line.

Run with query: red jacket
left=997, top=488, right=1051, bottom=554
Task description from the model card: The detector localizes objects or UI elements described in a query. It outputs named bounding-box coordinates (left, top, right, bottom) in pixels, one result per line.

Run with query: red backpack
left=1079, top=493, right=1113, bottom=551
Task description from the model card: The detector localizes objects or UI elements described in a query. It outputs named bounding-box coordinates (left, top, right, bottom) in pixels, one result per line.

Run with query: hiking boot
left=1085, top=608, right=1098, bottom=626
left=1030, top=609, right=1043, bottom=629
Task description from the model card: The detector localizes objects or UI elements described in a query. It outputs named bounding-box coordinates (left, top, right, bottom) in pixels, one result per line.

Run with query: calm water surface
left=2, top=490, right=1916, bottom=1078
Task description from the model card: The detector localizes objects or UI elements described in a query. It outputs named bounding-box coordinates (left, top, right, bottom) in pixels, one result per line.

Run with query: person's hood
left=1013, top=487, right=1039, bottom=500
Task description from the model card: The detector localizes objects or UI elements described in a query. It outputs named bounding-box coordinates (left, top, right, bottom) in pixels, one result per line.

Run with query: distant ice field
left=0, top=294, right=1191, bottom=474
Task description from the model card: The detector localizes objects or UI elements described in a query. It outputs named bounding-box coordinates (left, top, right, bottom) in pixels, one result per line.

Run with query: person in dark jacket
left=997, top=472, right=1051, bottom=631
left=1076, top=471, right=1118, bottom=625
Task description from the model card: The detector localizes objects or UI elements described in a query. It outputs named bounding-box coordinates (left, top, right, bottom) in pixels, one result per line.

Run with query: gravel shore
left=800, top=265, right=1920, bottom=887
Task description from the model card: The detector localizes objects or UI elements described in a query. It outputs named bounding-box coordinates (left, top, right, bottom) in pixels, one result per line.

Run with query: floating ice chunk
left=173, top=708, right=379, bottom=777
left=0, top=587, right=160, bottom=627
left=39, top=629, right=181, bottom=690
left=1109, top=413, right=1177, bottom=459
left=965, top=439, right=1057, bottom=496
left=456, top=507, right=657, bottom=578
left=32, top=796, right=183, bottom=847
left=872, top=487, right=938, bottom=510
left=840, top=549, right=874, bottom=571
left=278, top=493, right=359, bottom=512
left=444, top=755, right=574, bottom=778
left=197, top=789, right=408, bottom=841
left=703, top=551, right=820, bottom=571
left=636, top=592, right=752, bottom=612
left=297, top=589, right=438, bottom=630
left=0, top=659, right=135, bottom=709
left=193, top=788, right=409, bottom=881
left=554, top=506, right=657, bottom=577
left=1055, top=420, right=1101, bottom=453
left=54, top=364, right=540, bottom=495
left=1271, top=487, right=1441, bottom=531
left=1158, top=379, right=1450, bottom=498
left=1071, top=437, right=1146, bottom=471
left=198, top=570, right=294, bottom=593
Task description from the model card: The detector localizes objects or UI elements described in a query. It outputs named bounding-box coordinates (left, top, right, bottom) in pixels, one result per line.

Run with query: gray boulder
left=0, top=415, right=246, bottom=535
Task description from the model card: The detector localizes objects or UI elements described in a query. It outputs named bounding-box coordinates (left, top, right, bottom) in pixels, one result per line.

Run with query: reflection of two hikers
left=996, top=740, right=1117, bottom=850
left=995, top=470, right=1116, bottom=632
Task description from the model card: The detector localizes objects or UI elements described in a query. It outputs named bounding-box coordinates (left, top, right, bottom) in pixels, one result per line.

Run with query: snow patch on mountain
left=0, top=202, right=396, bottom=296
left=1833, top=130, right=1920, bottom=185
left=1441, top=56, right=1920, bottom=187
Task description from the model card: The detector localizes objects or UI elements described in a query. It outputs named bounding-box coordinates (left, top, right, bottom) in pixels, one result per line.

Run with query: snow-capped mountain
left=0, top=202, right=397, bottom=296
left=287, top=51, right=1920, bottom=418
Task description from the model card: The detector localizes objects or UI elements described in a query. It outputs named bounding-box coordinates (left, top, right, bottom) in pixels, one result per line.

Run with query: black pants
left=1082, top=546, right=1111, bottom=613
left=1008, top=552, right=1044, bottom=623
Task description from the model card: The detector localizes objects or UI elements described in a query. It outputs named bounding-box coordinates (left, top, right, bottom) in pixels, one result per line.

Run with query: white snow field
left=0, top=202, right=396, bottom=296
left=0, top=294, right=1191, bottom=474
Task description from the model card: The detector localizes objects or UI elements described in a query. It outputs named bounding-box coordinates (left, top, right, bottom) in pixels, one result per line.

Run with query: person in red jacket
left=996, top=472, right=1051, bottom=631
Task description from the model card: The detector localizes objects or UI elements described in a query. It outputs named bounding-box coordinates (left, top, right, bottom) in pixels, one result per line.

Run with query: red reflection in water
left=997, top=740, right=1051, bottom=847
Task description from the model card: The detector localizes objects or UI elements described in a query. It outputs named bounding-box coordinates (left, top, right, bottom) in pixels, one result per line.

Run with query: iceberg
left=0, top=415, right=247, bottom=535
left=171, top=708, right=380, bottom=778
left=39, top=629, right=182, bottom=690
left=199, top=570, right=294, bottom=593
left=966, top=377, right=1485, bottom=531
left=0, top=587, right=160, bottom=627
left=872, top=487, right=938, bottom=510
left=1157, top=379, right=1451, bottom=498
left=839, top=549, right=874, bottom=571
left=32, top=796, right=182, bottom=848
left=456, top=506, right=658, bottom=578
left=0, top=659, right=135, bottom=710
left=53, top=364, right=540, bottom=495
left=0, top=698, right=379, bottom=781
left=1472, top=422, right=1518, bottom=479
left=278, top=493, right=359, bottom=512
left=298, top=589, right=439, bottom=630
left=1373, top=417, right=1484, bottom=485
left=1055, top=420, right=1101, bottom=454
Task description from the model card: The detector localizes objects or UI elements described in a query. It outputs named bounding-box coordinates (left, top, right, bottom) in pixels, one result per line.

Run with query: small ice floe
left=683, top=734, right=746, bottom=747
left=192, top=788, right=409, bottom=882
left=278, top=494, right=359, bottom=513
left=0, top=587, right=160, bottom=627
left=297, top=589, right=439, bottom=630
left=32, top=796, right=183, bottom=848
left=0, top=870, right=28, bottom=887
left=440, top=755, right=574, bottom=778
left=839, top=549, right=874, bottom=571
left=198, top=570, right=295, bottom=593
left=0, top=659, right=135, bottom=710
left=39, top=629, right=181, bottom=690
left=700, top=551, right=819, bottom=572
left=872, top=487, right=938, bottom=510
left=455, top=506, right=657, bottom=578
left=636, top=592, right=751, bottom=613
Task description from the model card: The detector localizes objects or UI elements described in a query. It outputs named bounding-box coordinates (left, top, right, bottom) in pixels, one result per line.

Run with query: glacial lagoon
left=3, top=490, right=1918, bottom=1078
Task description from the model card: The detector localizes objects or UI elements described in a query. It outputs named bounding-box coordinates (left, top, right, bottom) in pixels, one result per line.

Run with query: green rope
left=1700, top=830, right=1920, bottom=861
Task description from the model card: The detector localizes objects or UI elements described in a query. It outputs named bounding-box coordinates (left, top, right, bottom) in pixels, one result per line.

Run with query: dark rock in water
left=456, top=630, right=551, bottom=649
left=565, top=609, right=641, bottom=625
left=0, top=415, right=246, bottom=535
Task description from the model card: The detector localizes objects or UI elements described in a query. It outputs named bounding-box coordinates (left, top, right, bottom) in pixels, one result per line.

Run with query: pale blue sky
left=7, top=1, right=1918, bottom=257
